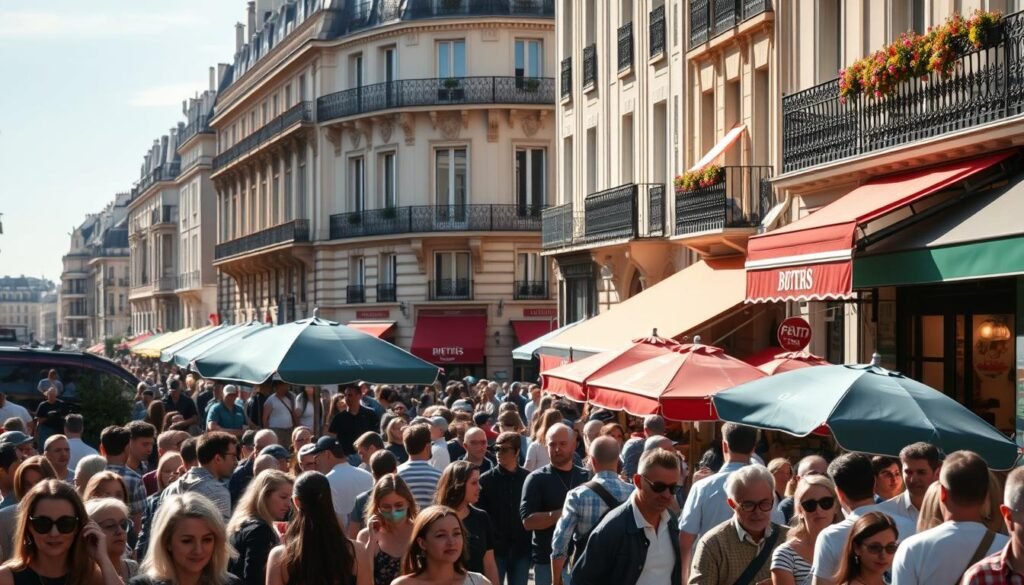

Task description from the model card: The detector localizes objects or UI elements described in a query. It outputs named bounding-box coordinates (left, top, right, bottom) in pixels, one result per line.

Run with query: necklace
left=553, top=466, right=577, bottom=492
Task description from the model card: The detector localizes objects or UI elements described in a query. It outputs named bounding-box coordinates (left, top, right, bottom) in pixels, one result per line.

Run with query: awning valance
left=410, top=314, right=487, bottom=365
left=745, top=152, right=1013, bottom=303
left=511, top=320, right=557, bottom=347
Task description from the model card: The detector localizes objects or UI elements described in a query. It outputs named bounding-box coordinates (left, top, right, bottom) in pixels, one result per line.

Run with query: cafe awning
left=132, top=327, right=210, bottom=359
left=745, top=152, right=1014, bottom=303
left=511, top=320, right=557, bottom=346
left=538, top=257, right=746, bottom=357
left=347, top=321, right=396, bottom=339
left=410, top=313, right=487, bottom=365
left=513, top=319, right=582, bottom=361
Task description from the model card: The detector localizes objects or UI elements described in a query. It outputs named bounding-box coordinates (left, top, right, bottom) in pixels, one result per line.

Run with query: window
left=272, top=95, right=279, bottom=117
left=352, top=256, right=365, bottom=286
left=380, top=152, right=397, bottom=208
left=515, top=39, right=543, bottom=77
left=272, top=160, right=281, bottom=225
left=285, top=85, right=292, bottom=106
left=284, top=162, right=293, bottom=221
left=517, top=252, right=546, bottom=282
left=434, top=251, right=471, bottom=298
left=351, top=54, right=364, bottom=88
left=381, top=253, right=398, bottom=284
left=383, top=47, right=398, bottom=107
left=437, top=40, right=466, bottom=78
left=350, top=157, right=365, bottom=213
left=299, top=74, right=307, bottom=100
left=515, top=147, right=546, bottom=213
left=435, top=147, right=468, bottom=209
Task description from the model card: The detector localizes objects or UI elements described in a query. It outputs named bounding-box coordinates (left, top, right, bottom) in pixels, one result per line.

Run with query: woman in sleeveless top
left=0, top=479, right=122, bottom=585
left=266, top=471, right=369, bottom=585
left=392, top=505, right=491, bottom=585
left=771, top=475, right=842, bottom=585
left=357, top=474, right=417, bottom=585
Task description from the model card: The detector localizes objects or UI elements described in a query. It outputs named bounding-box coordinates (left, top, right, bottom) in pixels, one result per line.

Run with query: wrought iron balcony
left=179, top=115, right=212, bottom=146
left=646, top=183, right=666, bottom=237
left=156, top=276, right=177, bottom=292
left=329, top=204, right=544, bottom=240
left=214, top=219, right=311, bottom=260
left=541, top=184, right=666, bottom=250
left=134, top=162, right=181, bottom=199
left=318, top=76, right=554, bottom=122
left=212, top=102, right=312, bottom=171
left=376, top=282, right=397, bottom=302
left=689, top=0, right=771, bottom=48
left=650, top=5, right=666, bottom=57
left=782, top=12, right=1024, bottom=174
left=335, top=0, right=555, bottom=35
left=347, top=285, right=366, bottom=304
left=618, top=23, right=633, bottom=71
left=430, top=279, right=472, bottom=301
left=514, top=280, right=549, bottom=300
left=674, top=166, right=773, bottom=236
left=176, top=271, right=201, bottom=291
left=560, top=57, right=572, bottom=99
left=582, top=44, right=597, bottom=87
left=151, top=205, right=177, bottom=226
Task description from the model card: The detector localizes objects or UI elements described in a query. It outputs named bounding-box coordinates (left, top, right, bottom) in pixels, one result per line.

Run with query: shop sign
left=777, top=316, right=812, bottom=352
left=524, top=308, right=557, bottom=317
left=356, top=309, right=390, bottom=319
left=432, top=346, right=465, bottom=362
left=746, top=262, right=852, bottom=303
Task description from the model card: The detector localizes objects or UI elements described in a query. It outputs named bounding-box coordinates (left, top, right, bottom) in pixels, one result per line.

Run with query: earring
left=854, top=555, right=860, bottom=564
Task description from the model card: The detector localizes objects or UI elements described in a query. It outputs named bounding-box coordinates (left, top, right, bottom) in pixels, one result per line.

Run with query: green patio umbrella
left=712, top=355, right=1021, bottom=469
left=168, top=322, right=269, bottom=368
left=159, top=325, right=224, bottom=363
left=192, top=315, right=439, bottom=386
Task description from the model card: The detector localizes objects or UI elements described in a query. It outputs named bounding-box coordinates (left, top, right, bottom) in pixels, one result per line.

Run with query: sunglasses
left=862, top=542, right=899, bottom=556
left=99, top=519, right=133, bottom=534
left=29, top=515, right=79, bottom=535
left=737, top=499, right=774, bottom=513
left=800, top=496, right=836, bottom=513
left=642, top=476, right=681, bottom=495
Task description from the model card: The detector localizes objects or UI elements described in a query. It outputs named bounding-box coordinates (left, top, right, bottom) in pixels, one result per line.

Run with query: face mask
left=382, top=508, right=407, bottom=523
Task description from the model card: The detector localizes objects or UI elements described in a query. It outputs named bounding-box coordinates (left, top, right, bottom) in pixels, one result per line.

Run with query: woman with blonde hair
left=82, top=471, right=129, bottom=505
left=227, top=470, right=293, bottom=585
left=524, top=409, right=562, bottom=471
left=0, top=479, right=122, bottom=585
left=357, top=474, right=418, bottom=585
left=0, top=456, right=57, bottom=564
left=771, top=475, right=841, bottom=585
left=131, top=492, right=238, bottom=585
left=84, top=497, right=138, bottom=581
left=768, top=458, right=795, bottom=500
left=393, top=505, right=491, bottom=585
left=288, top=427, right=313, bottom=477
left=916, top=481, right=944, bottom=533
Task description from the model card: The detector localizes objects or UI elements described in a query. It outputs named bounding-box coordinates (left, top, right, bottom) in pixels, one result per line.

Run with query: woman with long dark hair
left=146, top=401, right=166, bottom=435
left=0, top=479, right=122, bottom=585
left=266, top=471, right=369, bottom=585
left=833, top=512, right=899, bottom=585
left=434, top=462, right=498, bottom=585
left=393, top=505, right=491, bottom=585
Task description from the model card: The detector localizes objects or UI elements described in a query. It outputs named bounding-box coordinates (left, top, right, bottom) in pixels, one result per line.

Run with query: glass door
left=435, top=147, right=468, bottom=228
left=515, top=147, right=546, bottom=215
left=434, top=252, right=471, bottom=299
left=437, top=40, right=466, bottom=101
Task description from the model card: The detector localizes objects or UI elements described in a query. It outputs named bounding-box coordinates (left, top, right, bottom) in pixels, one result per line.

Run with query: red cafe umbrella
left=584, top=342, right=767, bottom=420
left=540, top=333, right=680, bottom=402
left=757, top=351, right=830, bottom=375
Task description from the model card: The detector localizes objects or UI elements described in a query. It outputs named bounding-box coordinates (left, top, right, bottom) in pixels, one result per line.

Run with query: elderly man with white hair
left=689, top=464, right=789, bottom=585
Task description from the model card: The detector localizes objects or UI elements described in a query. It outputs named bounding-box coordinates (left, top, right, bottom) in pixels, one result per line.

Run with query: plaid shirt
left=551, top=471, right=634, bottom=560
left=107, top=463, right=147, bottom=518
left=964, top=547, right=1024, bottom=585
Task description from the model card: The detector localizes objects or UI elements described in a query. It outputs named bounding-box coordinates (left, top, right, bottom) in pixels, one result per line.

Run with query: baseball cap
left=223, top=385, right=239, bottom=395
left=298, top=443, right=317, bottom=458
left=0, top=431, right=33, bottom=448
left=429, top=416, right=448, bottom=430
left=311, top=436, right=338, bottom=455
left=451, top=399, right=474, bottom=414
left=260, top=445, right=291, bottom=460
left=410, top=416, right=430, bottom=426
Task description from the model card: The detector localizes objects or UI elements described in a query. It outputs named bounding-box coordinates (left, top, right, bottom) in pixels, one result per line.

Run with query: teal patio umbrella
left=712, top=355, right=1020, bottom=470
left=159, top=325, right=225, bottom=363
left=193, top=315, right=439, bottom=386
left=168, top=322, right=269, bottom=368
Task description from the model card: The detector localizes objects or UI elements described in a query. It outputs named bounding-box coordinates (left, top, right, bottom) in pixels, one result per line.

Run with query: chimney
left=235, top=22, right=245, bottom=52
left=208, top=66, right=216, bottom=92
left=247, top=2, right=256, bottom=37
left=217, top=63, right=229, bottom=88
left=182, top=100, right=188, bottom=115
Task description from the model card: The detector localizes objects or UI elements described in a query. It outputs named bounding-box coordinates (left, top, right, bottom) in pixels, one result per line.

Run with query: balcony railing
left=582, top=44, right=597, bottom=87
left=213, top=102, right=313, bottom=170
left=560, top=57, right=572, bottom=99
left=430, top=279, right=472, bottom=301
left=156, top=276, right=176, bottom=292
left=335, top=0, right=554, bottom=35
left=214, top=219, right=311, bottom=260
left=118, top=278, right=129, bottom=287
left=347, top=285, right=366, bottom=304
left=674, top=166, right=774, bottom=235
left=134, top=162, right=181, bottom=199
left=329, top=204, right=544, bottom=240
left=179, top=115, right=212, bottom=146
left=541, top=183, right=667, bottom=250
left=514, top=280, right=549, bottom=300
left=318, top=76, right=554, bottom=122
left=176, top=271, right=201, bottom=290
left=782, top=12, right=1024, bottom=173
left=151, top=205, right=177, bottom=226
left=689, top=0, right=771, bottom=48
left=376, top=282, right=397, bottom=302
left=618, top=23, right=633, bottom=71
left=650, top=5, right=666, bottom=57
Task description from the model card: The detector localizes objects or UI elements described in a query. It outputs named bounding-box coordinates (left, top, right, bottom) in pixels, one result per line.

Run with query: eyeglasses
left=29, top=515, right=79, bottom=535
left=862, top=542, right=899, bottom=556
left=800, top=497, right=835, bottom=513
left=99, top=519, right=132, bottom=534
left=737, top=499, right=774, bottom=513
left=642, top=476, right=681, bottom=495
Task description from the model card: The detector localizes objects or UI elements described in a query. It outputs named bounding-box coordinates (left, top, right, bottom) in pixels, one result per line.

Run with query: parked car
left=0, top=347, right=139, bottom=411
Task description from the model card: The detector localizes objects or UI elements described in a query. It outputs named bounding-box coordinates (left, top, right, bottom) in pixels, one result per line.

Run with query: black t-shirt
left=328, top=406, right=380, bottom=455
left=35, top=400, right=67, bottom=431
left=162, top=393, right=198, bottom=421
left=462, top=506, right=495, bottom=574
left=519, top=464, right=591, bottom=563
left=478, top=465, right=530, bottom=555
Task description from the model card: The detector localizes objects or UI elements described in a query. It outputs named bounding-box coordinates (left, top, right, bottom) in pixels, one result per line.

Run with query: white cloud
left=0, top=10, right=197, bottom=41
left=127, top=82, right=207, bottom=108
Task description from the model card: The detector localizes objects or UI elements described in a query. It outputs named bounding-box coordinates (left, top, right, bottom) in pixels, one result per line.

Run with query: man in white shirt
left=678, top=423, right=785, bottom=583
left=427, top=416, right=451, bottom=471
left=63, top=414, right=98, bottom=472
left=891, top=450, right=1007, bottom=585
left=0, top=393, right=31, bottom=429
left=811, top=452, right=918, bottom=585
left=874, top=442, right=940, bottom=527
left=319, top=437, right=373, bottom=529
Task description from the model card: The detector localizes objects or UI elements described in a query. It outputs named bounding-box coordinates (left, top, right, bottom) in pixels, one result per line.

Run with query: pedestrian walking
left=963, top=466, right=1024, bottom=584
left=771, top=474, right=841, bottom=585
left=435, top=460, right=499, bottom=585
left=227, top=469, right=293, bottom=585
left=358, top=473, right=418, bottom=585
left=831, top=512, right=899, bottom=585
left=393, top=505, right=492, bottom=585
left=396, top=424, right=443, bottom=511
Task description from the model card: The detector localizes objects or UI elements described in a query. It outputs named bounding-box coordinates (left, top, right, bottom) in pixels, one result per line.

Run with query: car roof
left=0, top=347, right=139, bottom=387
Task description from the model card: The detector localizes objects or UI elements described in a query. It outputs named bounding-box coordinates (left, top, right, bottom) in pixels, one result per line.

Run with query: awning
left=347, top=321, right=396, bottom=338
left=689, top=124, right=745, bottom=172
left=538, top=257, right=746, bottom=356
left=172, top=322, right=270, bottom=367
left=132, top=328, right=208, bottom=359
left=745, top=152, right=1014, bottom=303
left=513, top=319, right=583, bottom=361
left=159, top=326, right=222, bottom=362
left=855, top=172, right=1024, bottom=288
left=511, top=320, right=557, bottom=346
left=86, top=342, right=106, bottom=355
left=120, top=332, right=155, bottom=350
left=410, top=314, right=487, bottom=365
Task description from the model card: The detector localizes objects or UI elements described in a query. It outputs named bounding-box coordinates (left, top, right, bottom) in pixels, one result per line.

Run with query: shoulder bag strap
left=731, top=526, right=780, bottom=585
left=956, top=529, right=997, bottom=585
left=583, top=480, right=621, bottom=509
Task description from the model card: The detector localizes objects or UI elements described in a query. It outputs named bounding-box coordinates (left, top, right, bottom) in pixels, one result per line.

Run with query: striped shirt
left=771, top=541, right=812, bottom=585
left=397, top=459, right=443, bottom=510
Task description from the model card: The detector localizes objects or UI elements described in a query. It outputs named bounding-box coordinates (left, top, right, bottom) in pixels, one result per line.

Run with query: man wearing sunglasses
left=689, top=465, right=789, bottom=585
left=570, top=448, right=681, bottom=585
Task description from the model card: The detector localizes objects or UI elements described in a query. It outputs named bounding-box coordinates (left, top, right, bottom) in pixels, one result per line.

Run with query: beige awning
left=688, top=124, right=746, bottom=172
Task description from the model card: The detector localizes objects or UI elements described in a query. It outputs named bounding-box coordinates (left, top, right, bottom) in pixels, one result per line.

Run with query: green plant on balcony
left=443, top=77, right=461, bottom=89
left=674, top=165, right=724, bottom=193
left=524, top=78, right=541, bottom=92
left=382, top=206, right=398, bottom=219
left=839, top=9, right=1001, bottom=102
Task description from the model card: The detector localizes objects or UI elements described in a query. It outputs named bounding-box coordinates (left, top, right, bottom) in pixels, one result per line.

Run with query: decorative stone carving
left=486, top=110, right=501, bottom=142
left=521, top=114, right=540, bottom=137
left=349, top=129, right=361, bottom=149
left=439, top=112, right=462, bottom=140
left=379, top=117, right=394, bottom=143
left=400, top=112, right=415, bottom=145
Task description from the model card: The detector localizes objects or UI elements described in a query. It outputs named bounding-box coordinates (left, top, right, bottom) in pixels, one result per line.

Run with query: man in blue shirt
left=207, top=385, right=245, bottom=438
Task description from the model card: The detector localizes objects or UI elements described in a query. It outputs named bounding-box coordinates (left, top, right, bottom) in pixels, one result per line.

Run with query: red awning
left=347, top=321, right=396, bottom=339
left=745, top=152, right=1013, bottom=303
left=411, top=314, right=487, bottom=365
left=511, top=320, right=556, bottom=345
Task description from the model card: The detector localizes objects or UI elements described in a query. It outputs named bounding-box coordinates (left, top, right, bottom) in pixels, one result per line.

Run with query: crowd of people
left=0, top=363, right=1020, bottom=585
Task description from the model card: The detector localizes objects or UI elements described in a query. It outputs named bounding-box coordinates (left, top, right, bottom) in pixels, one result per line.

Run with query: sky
left=0, top=1, right=243, bottom=282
